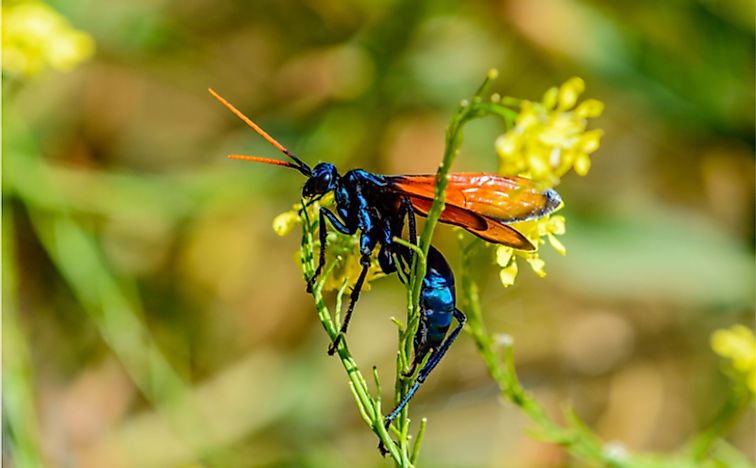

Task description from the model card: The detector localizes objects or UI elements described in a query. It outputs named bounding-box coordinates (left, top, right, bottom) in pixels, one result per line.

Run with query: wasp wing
left=387, top=173, right=561, bottom=224
left=406, top=196, right=535, bottom=250
left=387, top=173, right=561, bottom=251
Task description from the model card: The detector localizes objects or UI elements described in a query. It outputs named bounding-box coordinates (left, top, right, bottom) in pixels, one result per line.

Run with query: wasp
left=209, top=89, right=561, bottom=354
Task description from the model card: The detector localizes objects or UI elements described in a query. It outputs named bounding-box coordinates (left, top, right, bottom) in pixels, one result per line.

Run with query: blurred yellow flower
left=2, top=1, right=95, bottom=77
left=493, top=77, right=602, bottom=287
left=711, top=325, right=756, bottom=394
left=272, top=207, right=301, bottom=237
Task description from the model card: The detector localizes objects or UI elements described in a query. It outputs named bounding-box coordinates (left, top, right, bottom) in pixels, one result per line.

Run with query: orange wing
left=407, top=196, right=535, bottom=250
left=387, top=173, right=562, bottom=250
left=388, top=173, right=561, bottom=223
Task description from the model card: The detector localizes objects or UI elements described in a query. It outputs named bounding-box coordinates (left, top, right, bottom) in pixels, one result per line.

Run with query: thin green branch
left=466, top=310, right=609, bottom=462
left=299, top=203, right=406, bottom=466
left=686, top=387, right=752, bottom=462
left=410, top=417, right=427, bottom=465
left=455, top=239, right=744, bottom=468
left=392, top=69, right=501, bottom=446
left=459, top=242, right=617, bottom=466
left=3, top=209, right=46, bottom=468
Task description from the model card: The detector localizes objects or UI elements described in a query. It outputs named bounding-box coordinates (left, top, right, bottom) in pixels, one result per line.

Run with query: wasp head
left=303, top=163, right=339, bottom=198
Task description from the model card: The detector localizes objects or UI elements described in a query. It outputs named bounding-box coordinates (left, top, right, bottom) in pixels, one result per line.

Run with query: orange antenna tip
left=208, top=88, right=288, bottom=154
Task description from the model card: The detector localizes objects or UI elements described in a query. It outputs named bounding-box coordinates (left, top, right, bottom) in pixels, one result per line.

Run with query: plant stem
left=687, top=387, right=751, bottom=462
left=459, top=239, right=652, bottom=467
left=392, top=70, right=501, bottom=450
left=3, top=208, right=46, bottom=468
left=299, top=204, right=406, bottom=465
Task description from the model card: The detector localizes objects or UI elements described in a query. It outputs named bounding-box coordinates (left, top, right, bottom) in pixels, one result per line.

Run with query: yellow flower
left=711, top=325, right=756, bottom=394
left=496, top=246, right=517, bottom=287
left=494, top=214, right=566, bottom=286
left=492, top=77, right=602, bottom=287
left=495, top=77, right=604, bottom=187
left=273, top=197, right=383, bottom=292
left=2, top=1, right=95, bottom=77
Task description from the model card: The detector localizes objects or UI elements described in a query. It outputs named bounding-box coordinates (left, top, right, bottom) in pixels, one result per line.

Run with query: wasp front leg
left=327, top=231, right=377, bottom=355
left=307, top=208, right=356, bottom=293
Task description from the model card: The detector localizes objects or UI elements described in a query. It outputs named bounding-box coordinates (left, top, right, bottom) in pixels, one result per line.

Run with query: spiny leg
left=403, top=320, right=429, bottom=378
left=307, top=210, right=328, bottom=293
left=403, top=197, right=417, bottom=247
left=327, top=257, right=370, bottom=355
left=383, top=308, right=466, bottom=428
left=392, top=197, right=417, bottom=278
left=307, top=208, right=354, bottom=293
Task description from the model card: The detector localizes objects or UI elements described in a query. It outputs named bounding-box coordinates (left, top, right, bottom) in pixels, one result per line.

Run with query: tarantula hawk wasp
left=209, top=88, right=561, bottom=355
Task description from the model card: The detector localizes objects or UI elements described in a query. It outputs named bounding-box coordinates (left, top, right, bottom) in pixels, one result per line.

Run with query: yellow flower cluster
left=711, top=325, right=756, bottom=395
left=494, top=77, right=603, bottom=287
left=496, top=77, right=604, bottom=185
left=2, top=1, right=95, bottom=77
left=272, top=199, right=384, bottom=292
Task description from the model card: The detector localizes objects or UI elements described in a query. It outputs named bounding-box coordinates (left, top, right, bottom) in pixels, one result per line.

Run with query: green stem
left=299, top=203, right=406, bottom=466
left=410, top=417, right=427, bottom=465
left=687, top=387, right=752, bottom=461
left=393, top=70, right=501, bottom=446
left=460, top=241, right=632, bottom=467
left=3, top=208, right=46, bottom=468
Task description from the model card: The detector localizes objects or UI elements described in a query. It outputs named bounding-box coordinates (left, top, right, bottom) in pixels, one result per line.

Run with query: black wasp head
left=302, top=163, right=339, bottom=198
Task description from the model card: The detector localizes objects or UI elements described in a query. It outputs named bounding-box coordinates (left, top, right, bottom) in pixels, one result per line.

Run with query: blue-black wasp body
left=299, top=163, right=419, bottom=354
left=304, top=164, right=414, bottom=276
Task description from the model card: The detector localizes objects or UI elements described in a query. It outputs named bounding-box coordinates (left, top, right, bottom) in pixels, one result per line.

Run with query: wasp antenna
left=208, top=88, right=311, bottom=175
left=227, top=154, right=302, bottom=170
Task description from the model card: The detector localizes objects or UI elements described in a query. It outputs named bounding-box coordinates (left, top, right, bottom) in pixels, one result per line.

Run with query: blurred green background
left=3, top=0, right=754, bottom=466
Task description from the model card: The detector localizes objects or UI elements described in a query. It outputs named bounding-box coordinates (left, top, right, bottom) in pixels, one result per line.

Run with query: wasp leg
left=383, top=308, right=466, bottom=429
left=402, top=197, right=417, bottom=247
left=307, top=208, right=354, bottom=293
left=403, top=319, right=429, bottom=378
left=327, top=257, right=370, bottom=355
left=391, top=198, right=417, bottom=280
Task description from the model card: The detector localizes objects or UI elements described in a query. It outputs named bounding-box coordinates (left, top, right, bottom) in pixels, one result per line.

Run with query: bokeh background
left=3, top=0, right=754, bottom=466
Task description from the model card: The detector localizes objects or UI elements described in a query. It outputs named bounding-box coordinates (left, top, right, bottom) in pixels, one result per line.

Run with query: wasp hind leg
left=403, top=197, right=417, bottom=247
left=381, top=308, right=466, bottom=444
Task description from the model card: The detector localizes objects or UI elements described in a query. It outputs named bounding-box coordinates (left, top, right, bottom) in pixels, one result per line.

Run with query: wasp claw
left=327, top=334, right=344, bottom=355
left=377, top=440, right=390, bottom=456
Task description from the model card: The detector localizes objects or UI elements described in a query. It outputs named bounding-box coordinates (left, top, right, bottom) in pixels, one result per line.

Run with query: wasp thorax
left=303, top=163, right=339, bottom=198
